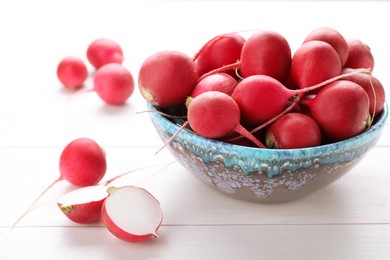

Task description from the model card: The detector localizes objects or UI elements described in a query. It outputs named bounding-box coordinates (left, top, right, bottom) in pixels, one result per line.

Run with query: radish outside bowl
left=148, top=102, right=388, bottom=203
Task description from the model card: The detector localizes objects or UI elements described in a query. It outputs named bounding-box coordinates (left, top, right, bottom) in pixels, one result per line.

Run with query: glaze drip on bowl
left=149, top=102, right=388, bottom=202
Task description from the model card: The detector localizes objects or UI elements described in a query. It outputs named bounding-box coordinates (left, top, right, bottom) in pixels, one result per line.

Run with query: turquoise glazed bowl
left=149, top=103, right=388, bottom=203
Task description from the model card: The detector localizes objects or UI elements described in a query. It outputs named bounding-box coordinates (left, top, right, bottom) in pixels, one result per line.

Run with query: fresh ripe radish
left=344, top=39, right=375, bottom=71
left=57, top=56, right=88, bottom=89
left=265, top=113, right=322, bottom=149
left=101, top=186, right=163, bottom=242
left=231, top=69, right=371, bottom=128
left=86, top=38, right=124, bottom=69
left=194, top=32, right=245, bottom=77
left=57, top=185, right=109, bottom=224
left=229, top=69, right=369, bottom=141
left=342, top=68, right=385, bottom=115
left=186, top=91, right=265, bottom=148
left=240, top=31, right=291, bottom=82
left=303, top=27, right=349, bottom=66
left=191, top=73, right=237, bottom=98
left=11, top=138, right=107, bottom=228
left=291, top=40, right=341, bottom=90
left=283, top=70, right=298, bottom=90
left=93, top=63, right=134, bottom=105
left=231, top=75, right=293, bottom=126
left=59, top=138, right=107, bottom=187
left=300, top=80, right=370, bottom=142
left=138, top=51, right=198, bottom=107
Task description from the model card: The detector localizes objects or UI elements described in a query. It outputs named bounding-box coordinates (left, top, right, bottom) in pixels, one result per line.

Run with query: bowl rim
left=149, top=101, right=388, bottom=151
left=149, top=102, right=388, bottom=177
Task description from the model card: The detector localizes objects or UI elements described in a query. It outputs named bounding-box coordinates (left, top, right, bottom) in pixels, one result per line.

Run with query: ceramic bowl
left=148, top=103, right=388, bottom=203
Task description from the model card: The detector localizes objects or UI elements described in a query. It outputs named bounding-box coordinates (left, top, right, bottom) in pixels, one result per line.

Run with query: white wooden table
left=1, top=1, right=389, bottom=259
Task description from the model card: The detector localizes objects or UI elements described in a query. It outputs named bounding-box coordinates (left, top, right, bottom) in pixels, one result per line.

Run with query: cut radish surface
left=57, top=185, right=109, bottom=224
left=101, top=186, right=163, bottom=242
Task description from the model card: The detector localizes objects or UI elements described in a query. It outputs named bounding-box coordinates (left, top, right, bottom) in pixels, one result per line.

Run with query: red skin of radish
left=194, top=33, right=245, bottom=77
left=11, top=138, right=107, bottom=228
left=191, top=73, right=237, bottom=98
left=342, top=68, right=385, bottom=115
left=101, top=186, right=163, bottom=242
left=187, top=91, right=265, bottom=148
left=303, top=27, right=349, bottom=66
left=291, top=40, right=341, bottom=90
left=240, top=31, right=291, bottom=82
left=86, top=38, right=124, bottom=69
left=188, top=91, right=239, bottom=138
left=57, top=185, right=109, bottom=224
left=283, top=70, right=298, bottom=90
left=231, top=75, right=293, bottom=126
left=302, top=80, right=370, bottom=142
left=265, top=113, right=322, bottom=149
left=138, top=51, right=198, bottom=107
left=58, top=199, right=105, bottom=224
left=343, top=39, right=375, bottom=71
left=57, top=56, right=88, bottom=89
left=93, top=63, right=134, bottom=105
left=59, top=138, right=107, bottom=187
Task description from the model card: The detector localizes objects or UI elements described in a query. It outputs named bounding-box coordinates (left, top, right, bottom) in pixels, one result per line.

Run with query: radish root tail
left=7, top=177, right=63, bottom=231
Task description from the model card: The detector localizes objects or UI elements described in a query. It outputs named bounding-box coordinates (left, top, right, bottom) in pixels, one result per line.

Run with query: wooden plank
left=1, top=146, right=389, bottom=227
left=1, top=225, right=390, bottom=260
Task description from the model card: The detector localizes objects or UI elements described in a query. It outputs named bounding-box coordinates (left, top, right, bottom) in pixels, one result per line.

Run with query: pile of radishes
left=55, top=138, right=163, bottom=242
left=56, top=138, right=164, bottom=242
left=57, top=38, right=134, bottom=105
left=52, top=39, right=164, bottom=242
left=11, top=137, right=163, bottom=242
left=138, top=27, right=385, bottom=149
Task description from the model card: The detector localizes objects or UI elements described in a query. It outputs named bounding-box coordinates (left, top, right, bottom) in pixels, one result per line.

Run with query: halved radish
left=57, top=185, right=109, bottom=224
left=101, top=186, right=163, bottom=242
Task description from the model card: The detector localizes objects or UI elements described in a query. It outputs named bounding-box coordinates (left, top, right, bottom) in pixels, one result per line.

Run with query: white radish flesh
left=101, top=186, right=163, bottom=242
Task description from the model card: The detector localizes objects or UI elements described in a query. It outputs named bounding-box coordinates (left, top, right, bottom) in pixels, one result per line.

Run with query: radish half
left=57, top=185, right=109, bottom=224
left=101, top=186, right=163, bottom=242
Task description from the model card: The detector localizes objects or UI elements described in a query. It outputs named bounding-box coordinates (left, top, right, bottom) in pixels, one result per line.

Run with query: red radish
left=186, top=91, right=265, bottom=148
left=191, top=73, right=237, bottom=98
left=231, top=75, right=293, bottom=126
left=283, top=70, right=298, bottom=90
left=300, top=80, right=370, bottom=141
left=101, top=186, right=163, bottom=242
left=59, top=138, right=107, bottom=187
left=344, top=39, right=375, bottom=71
left=291, top=40, right=341, bottom=90
left=194, top=32, right=245, bottom=77
left=86, top=38, right=124, bottom=69
left=342, top=68, right=385, bottom=115
left=240, top=31, right=291, bottom=82
left=265, top=113, right=322, bottom=149
left=93, top=63, right=134, bottom=105
left=11, top=138, right=107, bottom=228
left=231, top=69, right=371, bottom=128
left=138, top=51, right=198, bottom=107
left=57, top=56, right=88, bottom=89
left=303, top=27, right=349, bottom=66
left=57, top=185, right=109, bottom=224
